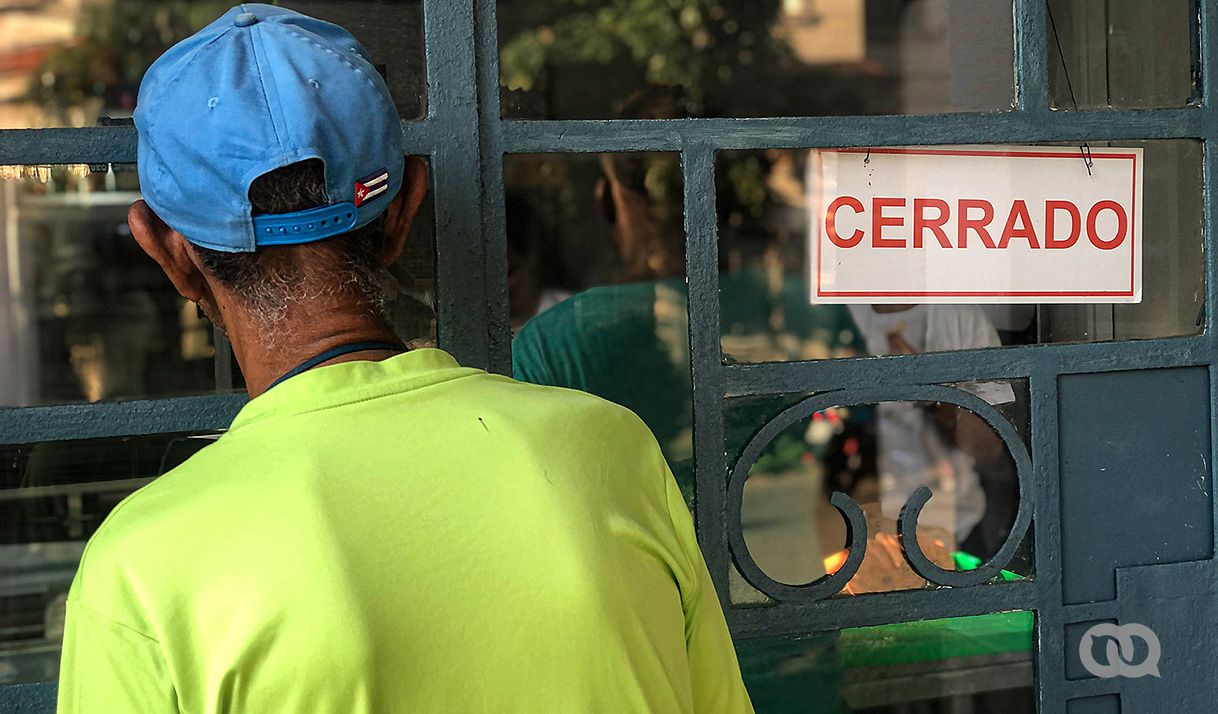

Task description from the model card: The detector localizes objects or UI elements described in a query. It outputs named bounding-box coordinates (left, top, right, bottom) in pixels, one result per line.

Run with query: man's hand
left=886, top=327, right=917, bottom=355
left=833, top=531, right=955, bottom=595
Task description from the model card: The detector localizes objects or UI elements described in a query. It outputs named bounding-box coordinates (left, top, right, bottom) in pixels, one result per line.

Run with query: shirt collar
left=227, top=348, right=476, bottom=432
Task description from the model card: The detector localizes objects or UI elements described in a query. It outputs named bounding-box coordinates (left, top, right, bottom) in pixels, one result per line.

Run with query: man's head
left=128, top=4, right=427, bottom=348
left=128, top=156, right=427, bottom=339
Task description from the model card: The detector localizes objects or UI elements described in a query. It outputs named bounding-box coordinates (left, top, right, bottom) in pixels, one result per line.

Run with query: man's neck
left=224, top=300, right=403, bottom=399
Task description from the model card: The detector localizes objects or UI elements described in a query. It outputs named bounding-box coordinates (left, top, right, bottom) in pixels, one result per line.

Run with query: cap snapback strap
left=254, top=202, right=360, bottom=246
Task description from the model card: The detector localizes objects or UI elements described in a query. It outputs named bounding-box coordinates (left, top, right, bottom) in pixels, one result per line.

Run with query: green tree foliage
left=500, top=0, right=793, bottom=221
left=500, top=0, right=787, bottom=113
left=30, top=1, right=228, bottom=122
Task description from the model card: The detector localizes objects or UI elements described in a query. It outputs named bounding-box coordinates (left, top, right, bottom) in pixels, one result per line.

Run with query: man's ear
left=128, top=200, right=208, bottom=303
left=380, top=156, right=429, bottom=266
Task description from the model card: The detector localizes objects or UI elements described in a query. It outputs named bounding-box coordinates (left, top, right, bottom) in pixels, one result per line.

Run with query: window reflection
left=0, top=163, right=436, bottom=407
left=737, top=613, right=1034, bottom=712
left=0, top=432, right=216, bottom=685
left=718, top=141, right=1203, bottom=365
left=731, top=393, right=1030, bottom=597
left=0, top=0, right=425, bottom=129
left=0, top=165, right=221, bottom=406
left=505, top=145, right=1035, bottom=597
left=498, top=0, right=1014, bottom=119
left=504, top=128, right=1034, bottom=714
left=1048, top=0, right=1198, bottom=110
left=507, top=145, right=694, bottom=495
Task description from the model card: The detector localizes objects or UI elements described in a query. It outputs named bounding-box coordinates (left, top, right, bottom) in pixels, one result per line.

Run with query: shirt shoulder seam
left=68, top=598, right=162, bottom=645
left=74, top=482, right=164, bottom=602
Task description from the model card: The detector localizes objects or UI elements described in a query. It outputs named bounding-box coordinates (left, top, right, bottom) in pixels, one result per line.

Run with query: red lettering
left=1045, top=200, right=1081, bottom=249
left=827, top=196, right=1124, bottom=252
left=826, top=196, right=864, bottom=248
left=1087, top=200, right=1129, bottom=250
left=998, top=200, right=1041, bottom=249
left=913, top=198, right=951, bottom=249
left=958, top=199, right=997, bottom=249
left=872, top=197, right=906, bottom=248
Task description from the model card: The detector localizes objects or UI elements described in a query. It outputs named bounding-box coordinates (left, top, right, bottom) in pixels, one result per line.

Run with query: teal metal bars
left=2, top=3, right=1216, bottom=713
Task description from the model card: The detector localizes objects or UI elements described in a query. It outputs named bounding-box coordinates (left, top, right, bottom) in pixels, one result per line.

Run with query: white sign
left=807, top=145, right=1143, bottom=304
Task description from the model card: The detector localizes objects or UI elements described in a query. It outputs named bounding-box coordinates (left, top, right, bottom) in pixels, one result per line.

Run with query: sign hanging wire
left=1047, top=3, right=1094, bottom=176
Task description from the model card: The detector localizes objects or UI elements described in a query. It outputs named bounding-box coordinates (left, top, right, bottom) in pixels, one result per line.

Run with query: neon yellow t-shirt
left=57, top=349, right=753, bottom=713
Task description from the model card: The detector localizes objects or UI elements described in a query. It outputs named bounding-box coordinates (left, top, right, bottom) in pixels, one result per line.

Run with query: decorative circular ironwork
left=727, top=385, right=1033, bottom=601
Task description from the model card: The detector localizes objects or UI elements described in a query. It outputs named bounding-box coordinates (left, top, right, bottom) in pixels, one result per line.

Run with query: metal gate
left=2, top=1, right=1216, bottom=711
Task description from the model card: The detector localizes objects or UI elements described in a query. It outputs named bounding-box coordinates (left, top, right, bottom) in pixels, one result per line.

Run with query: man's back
left=58, top=350, right=752, bottom=713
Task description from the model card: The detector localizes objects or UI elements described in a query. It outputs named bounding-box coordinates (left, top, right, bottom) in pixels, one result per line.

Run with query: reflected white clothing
left=848, top=305, right=1014, bottom=541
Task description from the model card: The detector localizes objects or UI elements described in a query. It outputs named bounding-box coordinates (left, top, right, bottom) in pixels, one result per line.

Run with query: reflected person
left=847, top=303, right=1015, bottom=556
left=514, top=90, right=696, bottom=490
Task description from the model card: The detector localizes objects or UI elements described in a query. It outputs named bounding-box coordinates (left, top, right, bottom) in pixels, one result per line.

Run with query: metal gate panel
left=2, top=2, right=1216, bottom=711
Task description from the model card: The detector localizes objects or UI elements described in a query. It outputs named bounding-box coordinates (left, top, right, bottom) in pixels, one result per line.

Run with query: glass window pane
left=282, top=1, right=425, bottom=119
left=1048, top=0, right=1198, bottom=110
left=0, top=433, right=216, bottom=685
left=737, top=613, right=1034, bottom=712
left=0, top=0, right=425, bottom=129
left=498, top=0, right=1014, bottom=119
left=718, top=141, right=1203, bottom=365
left=387, top=161, right=438, bottom=348
left=0, top=162, right=436, bottom=407
left=505, top=152, right=694, bottom=500
left=727, top=386, right=1031, bottom=603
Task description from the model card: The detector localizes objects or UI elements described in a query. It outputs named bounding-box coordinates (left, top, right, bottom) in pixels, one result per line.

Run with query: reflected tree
left=500, top=0, right=788, bottom=117
left=30, top=0, right=228, bottom=125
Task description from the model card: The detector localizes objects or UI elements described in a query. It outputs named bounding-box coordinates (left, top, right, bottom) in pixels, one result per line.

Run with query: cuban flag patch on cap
left=354, top=168, right=390, bottom=207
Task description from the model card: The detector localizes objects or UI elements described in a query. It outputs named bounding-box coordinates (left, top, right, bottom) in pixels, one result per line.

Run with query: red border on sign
left=814, top=147, right=1139, bottom=299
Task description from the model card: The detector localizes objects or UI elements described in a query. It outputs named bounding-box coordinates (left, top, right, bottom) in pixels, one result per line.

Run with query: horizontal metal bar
left=0, top=394, right=244, bottom=446
left=725, top=335, right=1212, bottom=397
left=1061, top=600, right=1119, bottom=623
left=0, top=127, right=137, bottom=165
left=728, top=580, right=1037, bottom=640
left=0, top=683, right=55, bottom=712
left=0, top=476, right=153, bottom=501
left=502, top=109, right=1214, bottom=153
left=1059, top=676, right=1120, bottom=700
left=0, top=122, right=439, bottom=167
left=5, top=108, right=1208, bottom=165
left=842, top=655, right=1032, bottom=709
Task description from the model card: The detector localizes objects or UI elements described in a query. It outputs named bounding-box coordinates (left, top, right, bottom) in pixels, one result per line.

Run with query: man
left=57, top=6, right=752, bottom=713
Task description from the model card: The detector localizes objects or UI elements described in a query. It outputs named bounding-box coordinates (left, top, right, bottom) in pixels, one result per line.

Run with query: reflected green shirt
left=57, top=349, right=752, bottom=714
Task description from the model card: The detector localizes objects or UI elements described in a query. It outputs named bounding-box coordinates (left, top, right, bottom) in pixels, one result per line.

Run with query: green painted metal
left=2, top=2, right=1217, bottom=712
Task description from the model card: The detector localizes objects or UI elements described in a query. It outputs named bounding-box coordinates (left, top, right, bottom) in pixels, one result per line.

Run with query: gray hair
left=192, top=159, right=388, bottom=334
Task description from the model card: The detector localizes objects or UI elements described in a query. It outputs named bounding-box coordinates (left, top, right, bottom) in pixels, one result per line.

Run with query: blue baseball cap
left=134, top=4, right=405, bottom=253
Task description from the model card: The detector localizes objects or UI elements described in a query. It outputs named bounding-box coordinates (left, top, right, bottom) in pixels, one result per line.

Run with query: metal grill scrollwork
left=726, top=385, right=1033, bottom=602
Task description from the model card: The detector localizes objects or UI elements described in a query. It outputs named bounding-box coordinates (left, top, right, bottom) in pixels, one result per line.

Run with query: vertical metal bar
left=213, top=327, right=234, bottom=392
left=1201, top=4, right=1218, bottom=570
left=1030, top=368, right=1066, bottom=714
left=1016, top=0, right=1051, bottom=113
left=424, top=0, right=491, bottom=368
left=682, top=143, right=730, bottom=598
left=1191, top=0, right=1205, bottom=105
left=1202, top=0, right=1218, bottom=340
left=473, top=0, right=512, bottom=375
